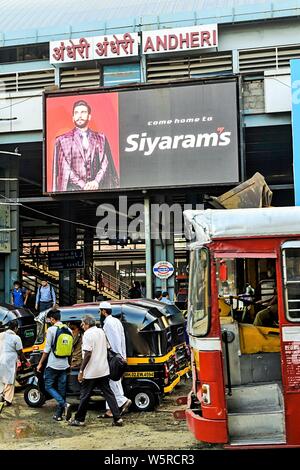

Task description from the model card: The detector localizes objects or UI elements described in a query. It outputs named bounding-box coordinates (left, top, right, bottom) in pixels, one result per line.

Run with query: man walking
left=37, top=309, right=71, bottom=421
left=53, top=100, right=119, bottom=192
left=35, top=280, right=56, bottom=313
left=68, top=315, right=123, bottom=427
left=99, top=301, right=131, bottom=418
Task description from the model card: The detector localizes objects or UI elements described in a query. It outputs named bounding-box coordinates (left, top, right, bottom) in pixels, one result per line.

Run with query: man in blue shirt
left=35, top=280, right=56, bottom=313
left=11, top=281, right=29, bottom=308
left=160, top=291, right=173, bottom=305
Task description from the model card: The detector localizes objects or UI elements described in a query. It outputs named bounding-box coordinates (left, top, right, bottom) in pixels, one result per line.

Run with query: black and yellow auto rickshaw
left=24, top=302, right=179, bottom=411
left=124, top=299, right=191, bottom=380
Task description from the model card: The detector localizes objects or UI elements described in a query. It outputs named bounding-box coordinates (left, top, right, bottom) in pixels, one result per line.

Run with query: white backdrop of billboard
left=0, top=92, right=42, bottom=132
left=264, top=69, right=292, bottom=113
left=142, top=24, right=218, bottom=55
left=49, top=25, right=218, bottom=64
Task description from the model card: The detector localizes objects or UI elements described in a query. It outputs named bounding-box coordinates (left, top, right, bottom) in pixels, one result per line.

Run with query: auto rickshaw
left=76, top=299, right=190, bottom=384
left=24, top=302, right=179, bottom=411
left=124, top=299, right=191, bottom=378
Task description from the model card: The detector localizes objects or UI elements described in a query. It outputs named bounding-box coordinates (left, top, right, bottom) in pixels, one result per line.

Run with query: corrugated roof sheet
left=0, top=0, right=291, bottom=45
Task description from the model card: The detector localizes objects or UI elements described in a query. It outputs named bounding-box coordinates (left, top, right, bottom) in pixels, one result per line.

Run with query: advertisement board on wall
left=44, top=81, right=240, bottom=194
left=291, top=59, right=300, bottom=205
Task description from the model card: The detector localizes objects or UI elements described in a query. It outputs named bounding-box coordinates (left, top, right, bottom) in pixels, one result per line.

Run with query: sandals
left=97, top=412, right=113, bottom=419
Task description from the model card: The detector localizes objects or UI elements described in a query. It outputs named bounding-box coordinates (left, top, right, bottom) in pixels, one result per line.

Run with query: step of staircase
left=227, top=383, right=285, bottom=445
left=227, top=383, right=283, bottom=413
left=229, top=434, right=286, bottom=446
left=21, top=259, right=126, bottom=300
left=228, top=409, right=284, bottom=439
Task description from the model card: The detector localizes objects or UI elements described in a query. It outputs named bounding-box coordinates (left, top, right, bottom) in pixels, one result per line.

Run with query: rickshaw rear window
left=121, top=304, right=157, bottom=329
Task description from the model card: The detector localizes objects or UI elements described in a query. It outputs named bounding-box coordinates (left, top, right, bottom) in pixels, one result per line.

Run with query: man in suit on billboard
left=52, top=100, right=119, bottom=192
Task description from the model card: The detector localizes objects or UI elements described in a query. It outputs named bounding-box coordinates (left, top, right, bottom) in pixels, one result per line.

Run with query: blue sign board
left=291, top=59, right=300, bottom=205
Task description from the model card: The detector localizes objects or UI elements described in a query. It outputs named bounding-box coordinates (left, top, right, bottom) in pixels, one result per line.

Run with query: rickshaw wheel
left=132, top=389, right=155, bottom=412
left=24, top=385, right=46, bottom=407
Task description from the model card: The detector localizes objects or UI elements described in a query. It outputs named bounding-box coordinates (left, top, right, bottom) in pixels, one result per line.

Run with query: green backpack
left=52, top=324, right=73, bottom=358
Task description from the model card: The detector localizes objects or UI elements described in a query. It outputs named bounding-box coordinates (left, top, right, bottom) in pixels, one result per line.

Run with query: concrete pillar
left=59, top=202, right=77, bottom=306
left=144, top=197, right=152, bottom=298
left=0, top=157, right=19, bottom=303
left=151, top=195, right=175, bottom=301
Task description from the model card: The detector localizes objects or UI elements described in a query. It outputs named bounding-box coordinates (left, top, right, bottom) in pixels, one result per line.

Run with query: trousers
left=75, top=375, right=120, bottom=423
left=0, top=382, right=15, bottom=404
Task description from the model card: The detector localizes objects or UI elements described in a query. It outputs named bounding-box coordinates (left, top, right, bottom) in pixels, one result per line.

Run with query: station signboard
left=48, top=249, right=85, bottom=270
left=153, top=261, right=174, bottom=279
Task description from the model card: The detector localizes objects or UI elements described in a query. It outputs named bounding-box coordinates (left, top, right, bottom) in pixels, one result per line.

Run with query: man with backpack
left=35, top=280, right=56, bottom=313
left=37, top=309, right=72, bottom=421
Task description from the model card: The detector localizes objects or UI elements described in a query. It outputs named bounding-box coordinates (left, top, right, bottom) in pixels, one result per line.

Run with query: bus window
left=282, top=246, right=300, bottom=321
left=188, top=248, right=210, bottom=337
left=216, top=259, right=237, bottom=297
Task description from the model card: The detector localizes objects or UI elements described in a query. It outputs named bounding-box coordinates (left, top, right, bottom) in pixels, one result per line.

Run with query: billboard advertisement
left=291, top=59, right=300, bottom=205
left=45, top=81, right=239, bottom=194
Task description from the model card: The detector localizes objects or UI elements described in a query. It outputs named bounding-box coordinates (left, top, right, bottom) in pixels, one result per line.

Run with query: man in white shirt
left=98, top=301, right=131, bottom=418
left=68, top=315, right=123, bottom=427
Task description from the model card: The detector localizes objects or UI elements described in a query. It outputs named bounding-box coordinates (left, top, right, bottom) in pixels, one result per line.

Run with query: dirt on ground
left=0, top=379, right=217, bottom=450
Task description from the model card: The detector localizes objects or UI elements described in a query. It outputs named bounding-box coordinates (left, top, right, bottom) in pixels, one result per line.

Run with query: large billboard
left=45, top=81, right=240, bottom=194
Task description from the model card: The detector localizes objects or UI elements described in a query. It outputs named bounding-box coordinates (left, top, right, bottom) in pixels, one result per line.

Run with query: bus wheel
left=24, top=385, right=46, bottom=408
left=132, top=389, right=155, bottom=412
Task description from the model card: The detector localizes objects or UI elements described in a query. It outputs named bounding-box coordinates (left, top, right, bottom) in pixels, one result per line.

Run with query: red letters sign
left=142, top=24, right=218, bottom=55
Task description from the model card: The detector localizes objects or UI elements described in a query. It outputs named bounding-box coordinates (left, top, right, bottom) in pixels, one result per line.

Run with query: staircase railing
left=21, top=248, right=131, bottom=300
left=94, top=266, right=130, bottom=299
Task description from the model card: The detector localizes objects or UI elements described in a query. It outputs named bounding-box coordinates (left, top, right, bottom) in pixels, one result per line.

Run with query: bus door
left=215, top=250, right=287, bottom=446
left=187, top=247, right=228, bottom=443
left=281, top=241, right=300, bottom=445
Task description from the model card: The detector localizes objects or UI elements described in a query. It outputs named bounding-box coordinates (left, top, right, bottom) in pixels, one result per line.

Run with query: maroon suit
left=52, top=127, right=119, bottom=192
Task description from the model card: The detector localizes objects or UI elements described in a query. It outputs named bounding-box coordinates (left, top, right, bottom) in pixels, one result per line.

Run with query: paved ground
left=0, top=379, right=218, bottom=450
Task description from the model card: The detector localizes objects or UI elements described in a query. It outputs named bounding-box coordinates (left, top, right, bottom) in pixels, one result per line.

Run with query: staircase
left=227, top=383, right=286, bottom=446
left=20, top=252, right=130, bottom=303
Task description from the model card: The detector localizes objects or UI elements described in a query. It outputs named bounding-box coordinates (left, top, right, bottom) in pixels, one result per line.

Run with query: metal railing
left=20, top=248, right=130, bottom=300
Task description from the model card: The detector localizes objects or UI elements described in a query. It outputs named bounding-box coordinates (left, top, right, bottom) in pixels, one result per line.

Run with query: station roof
left=0, top=0, right=297, bottom=47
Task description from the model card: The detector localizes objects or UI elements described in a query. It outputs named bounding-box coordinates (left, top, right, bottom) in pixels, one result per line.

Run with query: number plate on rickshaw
left=124, top=371, right=155, bottom=378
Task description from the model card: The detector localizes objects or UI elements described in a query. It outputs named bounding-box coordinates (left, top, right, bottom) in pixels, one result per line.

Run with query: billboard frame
left=43, top=76, right=242, bottom=196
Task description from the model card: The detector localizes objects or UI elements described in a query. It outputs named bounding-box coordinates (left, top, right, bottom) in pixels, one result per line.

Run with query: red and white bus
left=184, top=206, right=300, bottom=448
